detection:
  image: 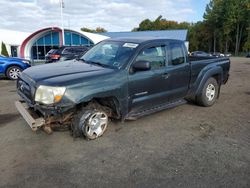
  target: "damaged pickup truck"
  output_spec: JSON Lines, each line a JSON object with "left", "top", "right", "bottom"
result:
{"left": 15, "top": 38, "right": 230, "bottom": 140}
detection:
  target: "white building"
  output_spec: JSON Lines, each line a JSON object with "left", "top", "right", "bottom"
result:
{"left": 0, "top": 27, "right": 108, "bottom": 60}
{"left": 0, "top": 29, "right": 30, "bottom": 57}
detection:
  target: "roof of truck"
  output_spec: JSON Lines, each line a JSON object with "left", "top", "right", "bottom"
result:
{"left": 104, "top": 37, "right": 182, "bottom": 44}
{"left": 100, "top": 29, "right": 188, "bottom": 41}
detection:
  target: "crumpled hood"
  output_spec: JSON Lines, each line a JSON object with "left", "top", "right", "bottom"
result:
{"left": 21, "top": 60, "right": 115, "bottom": 86}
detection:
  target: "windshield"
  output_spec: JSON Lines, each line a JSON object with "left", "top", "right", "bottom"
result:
{"left": 81, "top": 41, "right": 138, "bottom": 69}
{"left": 46, "top": 49, "right": 58, "bottom": 55}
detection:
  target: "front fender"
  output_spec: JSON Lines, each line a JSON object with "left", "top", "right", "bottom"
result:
{"left": 62, "top": 70, "right": 129, "bottom": 116}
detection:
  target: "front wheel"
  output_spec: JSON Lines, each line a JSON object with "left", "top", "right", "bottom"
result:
{"left": 197, "top": 77, "right": 219, "bottom": 107}
{"left": 72, "top": 106, "right": 109, "bottom": 140}
{"left": 6, "top": 66, "right": 22, "bottom": 80}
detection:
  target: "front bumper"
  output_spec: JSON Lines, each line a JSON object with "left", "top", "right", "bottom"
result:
{"left": 15, "top": 100, "right": 45, "bottom": 131}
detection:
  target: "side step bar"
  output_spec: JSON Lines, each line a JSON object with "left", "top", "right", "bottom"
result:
{"left": 15, "top": 101, "right": 45, "bottom": 131}
{"left": 126, "top": 99, "right": 187, "bottom": 120}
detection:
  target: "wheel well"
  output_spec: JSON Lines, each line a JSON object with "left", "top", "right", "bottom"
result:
{"left": 77, "top": 97, "right": 121, "bottom": 119}
{"left": 211, "top": 74, "right": 221, "bottom": 98}
{"left": 211, "top": 74, "right": 221, "bottom": 85}
{"left": 196, "top": 74, "right": 221, "bottom": 96}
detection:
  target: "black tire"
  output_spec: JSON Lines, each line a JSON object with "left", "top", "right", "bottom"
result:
{"left": 196, "top": 77, "right": 219, "bottom": 107}
{"left": 6, "top": 66, "right": 22, "bottom": 80}
{"left": 72, "top": 103, "right": 109, "bottom": 140}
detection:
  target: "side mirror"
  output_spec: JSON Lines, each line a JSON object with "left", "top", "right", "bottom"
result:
{"left": 133, "top": 60, "right": 151, "bottom": 71}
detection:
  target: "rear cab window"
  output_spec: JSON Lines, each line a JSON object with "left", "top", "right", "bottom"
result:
{"left": 167, "top": 42, "right": 186, "bottom": 66}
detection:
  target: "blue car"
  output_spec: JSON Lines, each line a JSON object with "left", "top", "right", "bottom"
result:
{"left": 0, "top": 55, "right": 31, "bottom": 80}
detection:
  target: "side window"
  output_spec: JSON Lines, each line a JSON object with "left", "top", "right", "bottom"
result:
{"left": 169, "top": 43, "right": 185, "bottom": 66}
{"left": 135, "top": 46, "right": 165, "bottom": 70}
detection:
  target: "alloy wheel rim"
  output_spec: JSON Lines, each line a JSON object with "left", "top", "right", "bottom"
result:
{"left": 206, "top": 83, "right": 216, "bottom": 101}
{"left": 85, "top": 112, "right": 108, "bottom": 138}
{"left": 9, "top": 68, "right": 21, "bottom": 79}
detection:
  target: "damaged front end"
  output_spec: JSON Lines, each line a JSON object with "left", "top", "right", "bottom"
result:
{"left": 15, "top": 76, "right": 76, "bottom": 134}
{"left": 15, "top": 100, "right": 75, "bottom": 134}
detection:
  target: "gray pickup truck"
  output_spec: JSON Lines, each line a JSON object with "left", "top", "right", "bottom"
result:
{"left": 15, "top": 38, "right": 230, "bottom": 140}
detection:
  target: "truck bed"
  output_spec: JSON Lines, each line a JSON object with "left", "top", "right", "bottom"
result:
{"left": 188, "top": 56, "right": 230, "bottom": 93}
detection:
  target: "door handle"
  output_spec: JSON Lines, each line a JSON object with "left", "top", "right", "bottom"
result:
{"left": 162, "top": 73, "right": 169, "bottom": 79}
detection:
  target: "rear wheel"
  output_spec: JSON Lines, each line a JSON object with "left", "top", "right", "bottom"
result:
{"left": 6, "top": 66, "right": 22, "bottom": 80}
{"left": 196, "top": 77, "right": 219, "bottom": 107}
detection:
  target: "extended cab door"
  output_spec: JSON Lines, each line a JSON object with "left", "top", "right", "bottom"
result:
{"left": 128, "top": 43, "right": 168, "bottom": 113}
{"left": 164, "top": 42, "right": 190, "bottom": 101}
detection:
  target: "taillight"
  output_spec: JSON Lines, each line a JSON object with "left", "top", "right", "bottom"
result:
{"left": 51, "top": 54, "right": 60, "bottom": 60}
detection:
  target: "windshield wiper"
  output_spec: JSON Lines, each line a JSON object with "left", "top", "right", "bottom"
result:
{"left": 78, "top": 58, "right": 87, "bottom": 63}
{"left": 79, "top": 59, "right": 113, "bottom": 68}
{"left": 86, "top": 60, "right": 112, "bottom": 68}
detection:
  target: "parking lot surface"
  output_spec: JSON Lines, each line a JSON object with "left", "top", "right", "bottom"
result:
{"left": 0, "top": 57, "right": 249, "bottom": 188}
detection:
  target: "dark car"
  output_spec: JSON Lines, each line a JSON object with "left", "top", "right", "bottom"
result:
{"left": 0, "top": 55, "right": 31, "bottom": 80}
{"left": 211, "top": 52, "right": 225, "bottom": 57}
{"left": 16, "top": 38, "right": 230, "bottom": 140}
{"left": 224, "top": 53, "right": 232, "bottom": 57}
{"left": 45, "top": 46, "right": 89, "bottom": 63}
{"left": 190, "top": 51, "right": 211, "bottom": 57}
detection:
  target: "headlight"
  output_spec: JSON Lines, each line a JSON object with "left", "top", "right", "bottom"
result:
{"left": 35, "top": 85, "right": 66, "bottom": 105}
{"left": 22, "top": 60, "right": 30, "bottom": 64}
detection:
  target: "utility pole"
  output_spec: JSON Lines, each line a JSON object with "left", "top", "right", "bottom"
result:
{"left": 60, "top": 0, "right": 65, "bottom": 46}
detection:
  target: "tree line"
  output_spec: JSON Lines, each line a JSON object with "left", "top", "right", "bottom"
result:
{"left": 133, "top": 0, "right": 250, "bottom": 55}
{"left": 81, "top": 27, "right": 107, "bottom": 33}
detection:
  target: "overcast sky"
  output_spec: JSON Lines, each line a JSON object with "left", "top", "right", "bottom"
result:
{"left": 0, "top": 0, "right": 210, "bottom": 32}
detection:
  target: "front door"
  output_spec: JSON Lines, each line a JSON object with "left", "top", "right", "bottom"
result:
{"left": 128, "top": 44, "right": 168, "bottom": 113}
